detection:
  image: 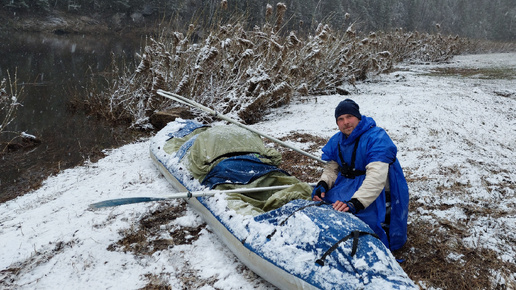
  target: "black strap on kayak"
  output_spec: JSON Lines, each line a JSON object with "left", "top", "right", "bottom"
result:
{"left": 338, "top": 135, "right": 365, "bottom": 179}
{"left": 315, "top": 230, "right": 380, "bottom": 266}
{"left": 266, "top": 201, "right": 329, "bottom": 240}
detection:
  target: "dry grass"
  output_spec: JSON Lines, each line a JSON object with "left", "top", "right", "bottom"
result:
{"left": 0, "top": 240, "right": 77, "bottom": 288}
{"left": 109, "top": 201, "right": 258, "bottom": 290}
{"left": 265, "top": 132, "right": 328, "bottom": 183}
{"left": 464, "top": 39, "right": 516, "bottom": 54}
{"left": 107, "top": 201, "right": 205, "bottom": 256}
{"left": 398, "top": 205, "right": 515, "bottom": 290}
{"left": 108, "top": 201, "right": 208, "bottom": 289}
{"left": 425, "top": 67, "right": 516, "bottom": 80}
{"left": 75, "top": 5, "right": 468, "bottom": 129}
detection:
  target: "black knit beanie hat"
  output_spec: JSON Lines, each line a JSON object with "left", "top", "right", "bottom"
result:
{"left": 335, "top": 99, "right": 361, "bottom": 120}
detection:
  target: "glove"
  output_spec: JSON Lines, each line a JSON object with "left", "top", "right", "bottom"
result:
{"left": 312, "top": 181, "right": 329, "bottom": 200}
{"left": 345, "top": 198, "right": 365, "bottom": 214}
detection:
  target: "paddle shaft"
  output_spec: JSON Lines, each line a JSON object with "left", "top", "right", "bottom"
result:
{"left": 89, "top": 183, "right": 316, "bottom": 209}
{"left": 157, "top": 89, "right": 327, "bottom": 164}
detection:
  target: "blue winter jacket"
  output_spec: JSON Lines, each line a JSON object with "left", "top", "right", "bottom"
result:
{"left": 321, "top": 115, "right": 409, "bottom": 251}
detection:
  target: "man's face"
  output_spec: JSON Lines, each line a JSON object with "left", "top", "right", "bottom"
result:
{"left": 336, "top": 114, "right": 360, "bottom": 137}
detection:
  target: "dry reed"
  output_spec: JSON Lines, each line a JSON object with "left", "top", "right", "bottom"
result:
{"left": 78, "top": 4, "right": 468, "bottom": 129}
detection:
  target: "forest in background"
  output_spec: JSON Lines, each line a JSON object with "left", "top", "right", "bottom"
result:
{"left": 2, "top": 0, "right": 515, "bottom": 41}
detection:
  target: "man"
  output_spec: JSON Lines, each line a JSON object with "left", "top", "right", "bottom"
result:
{"left": 312, "top": 99, "right": 409, "bottom": 251}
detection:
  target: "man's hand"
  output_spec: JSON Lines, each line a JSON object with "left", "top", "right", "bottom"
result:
{"left": 333, "top": 200, "right": 351, "bottom": 212}
{"left": 312, "top": 181, "right": 329, "bottom": 201}
{"left": 333, "top": 199, "right": 364, "bottom": 214}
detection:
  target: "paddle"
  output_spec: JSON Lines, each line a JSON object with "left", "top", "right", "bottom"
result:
{"left": 89, "top": 183, "right": 316, "bottom": 209}
{"left": 156, "top": 89, "right": 327, "bottom": 164}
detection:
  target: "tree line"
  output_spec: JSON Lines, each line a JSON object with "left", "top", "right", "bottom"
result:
{"left": 2, "top": 0, "right": 515, "bottom": 41}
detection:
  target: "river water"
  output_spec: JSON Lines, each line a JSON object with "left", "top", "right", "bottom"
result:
{"left": 0, "top": 31, "right": 144, "bottom": 201}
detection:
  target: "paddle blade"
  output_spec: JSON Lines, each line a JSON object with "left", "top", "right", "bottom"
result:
{"left": 89, "top": 197, "right": 165, "bottom": 209}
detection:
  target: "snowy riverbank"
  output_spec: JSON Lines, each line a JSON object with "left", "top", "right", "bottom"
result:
{"left": 1, "top": 53, "right": 515, "bottom": 289}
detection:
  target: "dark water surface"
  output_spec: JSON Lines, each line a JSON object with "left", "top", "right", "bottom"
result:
{"left": 0, "top": 31, "right": 144, "bottom": 201}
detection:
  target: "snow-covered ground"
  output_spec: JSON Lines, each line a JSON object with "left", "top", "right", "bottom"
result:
{"left": 1, "top": 53, "right": 515, "bottom": 289}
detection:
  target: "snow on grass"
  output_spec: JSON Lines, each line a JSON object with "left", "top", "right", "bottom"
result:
{"left": 1, "top": 53, "right": 515, "bottom": 289}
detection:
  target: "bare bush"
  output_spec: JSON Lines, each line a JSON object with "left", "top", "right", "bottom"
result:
{"left": 0, "top": 71, "right": 23, "bottom": 137}
{"left": 462, "top": 39, "right": 516, "bottom": 54}
{"left": 81, "top": 5, "right": 467, "bottom": 129}
{"left": 380, "top": 29, "right": 470, "bottom": 63}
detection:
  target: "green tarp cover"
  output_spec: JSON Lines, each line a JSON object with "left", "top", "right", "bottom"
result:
{"left": 165, "top": 124, "right": 312, "bottom": 216}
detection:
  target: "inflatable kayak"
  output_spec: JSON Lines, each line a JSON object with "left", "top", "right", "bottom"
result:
{"left": 149, "top": 119, "right": 416, "bottom": 289}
